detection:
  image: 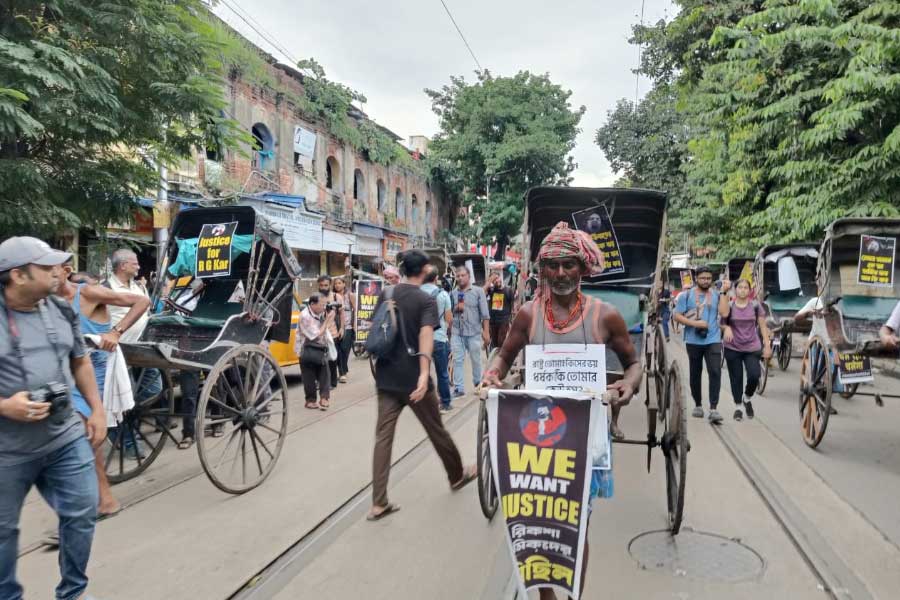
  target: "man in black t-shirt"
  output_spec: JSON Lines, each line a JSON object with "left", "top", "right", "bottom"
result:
{"left": 368, "top": 250, "right": 476, "bottom": 521}
{"left": 485, "top": 270, "right": 514, "bottom": 351}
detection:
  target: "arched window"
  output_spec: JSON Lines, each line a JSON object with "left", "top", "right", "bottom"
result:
{"left": 251, "top": 123, "right": 274, "bottom": 171}
{"left": 411, "top": 195, "right": 420, "bottom": 231}
{"left": 353, "top": 169, "right": 366, "bottom": 201}
{"left": 325, "top": 156, "right": 340, "bottom": 191}
{"left": 377, "top": 180, "right": 387, "bottom": 212}
{"left": 395, "top": 189, "right": 405, "bottom": 219}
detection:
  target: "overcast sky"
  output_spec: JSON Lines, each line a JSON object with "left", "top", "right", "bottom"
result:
{"left": 214, "top": 0, "right": 677, "bottom": 187}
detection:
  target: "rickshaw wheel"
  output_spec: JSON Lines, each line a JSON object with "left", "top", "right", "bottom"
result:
{"left": 197, "top": 345, "right": 289, "bottom": 494}
{"left": 352, "top": 343, "right": 367, "bottom": 358}
{"left": 663, "top": 362, "right": 688, "bottom": 535}
{"left": 757, "top": 355, "right": 770, "bottom": 395}
{"left": 369, "top": 355, "right": 376, "bottom": 378}
{"left": 799, "top": 336, "right": 832, "bottom": 449}
{"left": 840, "top": 383, "right": 860, "bottom": 400}
{"left": 654, "top": 324, "right": 668, "bottom": 422}
{"left": 105, "top": 369, "right": 175, "bottom": 484}
{"left": 778, "top": 331, "right": 792, "bottom": 371}
{"left": 476, "top": 399, "right": 499, "bottom": 520}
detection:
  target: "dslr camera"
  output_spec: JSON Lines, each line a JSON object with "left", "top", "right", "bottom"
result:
{"left": 30, "top": 381, "right": 71, "bottom": 424}
{"left": 325, "top": 302, "right": 342, "bottom": 313}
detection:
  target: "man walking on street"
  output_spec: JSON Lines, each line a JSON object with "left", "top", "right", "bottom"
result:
{"left": 58, "top": 260, "right": 150, "bottom": 518}
{"left": 674, "top": 265, "right": 724, "bottom": 424}
{"left": 367, "top": 250, "right": 476, "bottom": 521}
{"left": 422, "top": 265, "right": 453, "bottom": 412}
{"left": 317, "top": 275, "right": 343, "bottom": 389}
{"left": 450, "top": 264, "right": 489, "bottom": 397}
{"left": 485, "top": 270, "right": 514, "bottom": 351}
{"left": 0, "top": 237, "right": 107, "bottom": 600}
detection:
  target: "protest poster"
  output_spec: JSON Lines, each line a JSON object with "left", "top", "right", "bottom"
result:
{"left": 525, "top": 344, "right": 609, "bottom": 470}
{"left": 196, "top": 222, "right": 237, "bottom": 278}
{"left": 487, "top": 389, "right": 600, "bottom": 600}
{"left": 680, "top": 270, "right": 694, "bottom": 290}
{"left": 354, "top": 280, "right": 384, "bottom": 344}
{"left": 838, "top": 353, "right": 874, "bottom": 385}
{"left": 571, "top": 205, "right": 625, "bottom": 276}
{"left": 858, "top": 234, "right": 896, "bottom": 287}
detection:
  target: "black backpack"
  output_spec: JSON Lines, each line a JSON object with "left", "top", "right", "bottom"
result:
{"left": 364, "top": 287, "right": 414, "bottom": 359}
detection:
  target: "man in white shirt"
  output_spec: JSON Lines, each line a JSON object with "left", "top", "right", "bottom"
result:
{"left": 107, "top": 249, "right": 150, "bottom": 342}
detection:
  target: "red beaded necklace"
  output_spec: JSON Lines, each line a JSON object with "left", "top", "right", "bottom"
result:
{"left": 544, "top": 292, "right": 584, "bottom": 331}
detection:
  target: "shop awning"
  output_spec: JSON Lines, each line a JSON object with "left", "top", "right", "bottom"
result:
{"left": 323, "top": 229, "right": 356, "bottom": 253}
{"left": 352, "top": 223, "right": 384, "bottom": 240}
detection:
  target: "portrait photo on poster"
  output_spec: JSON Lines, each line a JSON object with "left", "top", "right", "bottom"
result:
{"left": 571, "top": 205, "right": 625, "bottom": 276}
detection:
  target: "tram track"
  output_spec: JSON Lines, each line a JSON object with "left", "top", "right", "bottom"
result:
{"left": 226, "top": 397, "right": 481, "bottom": 600}
{"left": 18, "top": 379, "right": 380, "bottom": 559}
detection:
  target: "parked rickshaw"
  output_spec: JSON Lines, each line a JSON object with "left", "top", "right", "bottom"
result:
{"left": 727, "top": 257, "right": 754, "bottom": 286}
{"left": 109, "top": 206, "right": 297, "bottom": 494}
{"left": 800, "top": 218, "right": 900, "bottom": 448}
{"left": 752, "top": 243, "right": 819, "bottom": 392}
{"left": 450, "top": 252, "right": 488, "bottom": 286}
{"left": 478, "top": 186, "right": 688, "bottom": 534}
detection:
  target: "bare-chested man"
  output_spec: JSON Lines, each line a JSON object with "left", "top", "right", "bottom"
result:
{"left": 58, "top": 261, "right": 149, "bottom": 517}
{"left": 481, "top": 221, "right": 641, "bottom": 600}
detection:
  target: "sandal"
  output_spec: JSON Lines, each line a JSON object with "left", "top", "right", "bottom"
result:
{"left": 451, "top": 465, "right": 478, "bottom": 491}
{"left": 366, "top": 503, "right": 401, "bottom": 522}
{"left": 319, "top": 399, "right": 330, "bottom": 410}
{"left": 177, "top": 436, "right": 195, "bottom": 450}
{"left": 212, "top": 424, "right": 225, "bottom": 438}
{"left": 305, "top": 402, "right": 319, "bottom": 410}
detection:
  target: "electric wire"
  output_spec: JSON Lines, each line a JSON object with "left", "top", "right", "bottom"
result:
{"left": 437, "top": 0, "right": 483, "bottom": 71}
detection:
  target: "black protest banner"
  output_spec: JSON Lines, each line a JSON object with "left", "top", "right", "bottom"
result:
{"left": 487, "top": 389, "right": 599, "bottom": 599}
{"left": 858, "top": 234, "right": 896, "bottom": 287}
{"left": 354, "top": 280, "right": 384, "bottom": 344}
{"left": 838, "top": 353, "right": 874, "bottom": 385}
{"left": 571, "top": 205, "right": 625, "bottom": 275}
{"left": 196, "top": 222, "right": 238, "bottom": 278}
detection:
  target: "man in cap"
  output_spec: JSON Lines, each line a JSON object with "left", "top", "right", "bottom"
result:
{"left": 482, "top": 222, "right": 640, "bottom": 600}
{"left": 0, "top": 237, "right": 107, "bottom": 600}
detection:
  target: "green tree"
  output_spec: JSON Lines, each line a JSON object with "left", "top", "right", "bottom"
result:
{"left": 426, "top": 71, "right": 585, "bottom": 257}
{"left": 0, "top": 0, "right": 251, "bottom": 236}
{"left": 595, "top": 85, "right": 688, "bottom": 236}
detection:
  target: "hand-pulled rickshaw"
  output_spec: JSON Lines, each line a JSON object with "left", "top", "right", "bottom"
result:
{"left": 108, "top": 206, "right": 296, "bottom": 493}
{"left": 752, "top": 243, "right": 820, "bottom": 392}
{"left": 800, "top": 218, "right": 900, "bottom": 448}
{"left": 477, "top": 186, "right": 689, "bottom": 534}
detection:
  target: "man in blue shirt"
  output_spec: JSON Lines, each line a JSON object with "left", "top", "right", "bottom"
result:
{"left": 422, "top": 265, "right": 454, "bottom": 412}
{"left": 674, "top": 265, "right": 724, "bottom": 424}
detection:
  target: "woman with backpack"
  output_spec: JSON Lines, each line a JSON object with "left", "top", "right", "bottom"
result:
{"left": 718, "top": 278, "right": 772, "bottom": 420}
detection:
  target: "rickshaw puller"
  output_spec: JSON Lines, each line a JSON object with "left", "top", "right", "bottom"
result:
{"left": 481, "top": 221, "right": 641, "bottom": 600}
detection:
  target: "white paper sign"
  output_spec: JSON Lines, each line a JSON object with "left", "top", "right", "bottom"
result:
{"left": 524, "top": 344, "right": 609, "bottom": 470}
{"left": 293, "top": 125, "right": 317, "bottom": 157}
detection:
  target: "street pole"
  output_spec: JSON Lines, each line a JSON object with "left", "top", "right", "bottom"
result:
{"left": 153, "top": 159, "right": 170, "bottom": 276}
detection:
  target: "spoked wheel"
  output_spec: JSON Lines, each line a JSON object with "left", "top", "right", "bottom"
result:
{"left": 477, "top": 400, "right": 499, "bottom": 520}
{"left": 104, "top": 369, "right": 175, "bottom": 484}
{"left": 839, "top": 383, "right": 860, "bottom": 400}
{"left": 654, "top": 324, "right": 668, "bottom": 422}
{"left": 369, "top": 355, "right": 376, "bottom": 377}
{"left": 778, "top": 330, "right": 792, "bottom": 371}
{"left": 352, "top": 342, "right": 367, "bottom": 358}
{"left": 799, "top": 336, "right": 833, "bottom": 449}
{"left": 197, "top": 345, "right": 289, "bottom": 494}
{"left": 663, "top": 362, "right": 688, "bottom": 534}
{"left": 757, "top": 355, "right": 770, "bottom": 395}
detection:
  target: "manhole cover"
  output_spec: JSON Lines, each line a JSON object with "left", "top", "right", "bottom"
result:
{"left": 628, "top": 529, "right": 764, "bottom": 582}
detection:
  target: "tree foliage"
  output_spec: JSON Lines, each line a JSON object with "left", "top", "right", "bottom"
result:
{"left": 426, "top": 71, "right": 585, "bottom": 255}
{"left": 0, "top": 0, "right": 257, "bottom": 236}
{"left": 599, "top": 0, "right": 900, "bottom": 257}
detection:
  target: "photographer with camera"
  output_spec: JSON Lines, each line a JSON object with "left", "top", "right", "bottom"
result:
{"left": 295, "top": 293, "right": 337, "bottom": 410}
{"left": 317, "top": 275, "right": 343, "bottom": 390}
{"left": 674, "top": 265, "right": 724, "bottom": 424}
{"left": 0, "top": 237, "right": 107, "bottom": 600}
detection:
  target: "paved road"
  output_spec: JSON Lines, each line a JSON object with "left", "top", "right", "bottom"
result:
{"left": 15, "top": 343, "right": 900, "bottom": 599}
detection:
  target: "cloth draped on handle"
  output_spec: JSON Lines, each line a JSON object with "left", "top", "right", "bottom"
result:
{"left": 537, "top": 222, "right": 606, "bottom": 276}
